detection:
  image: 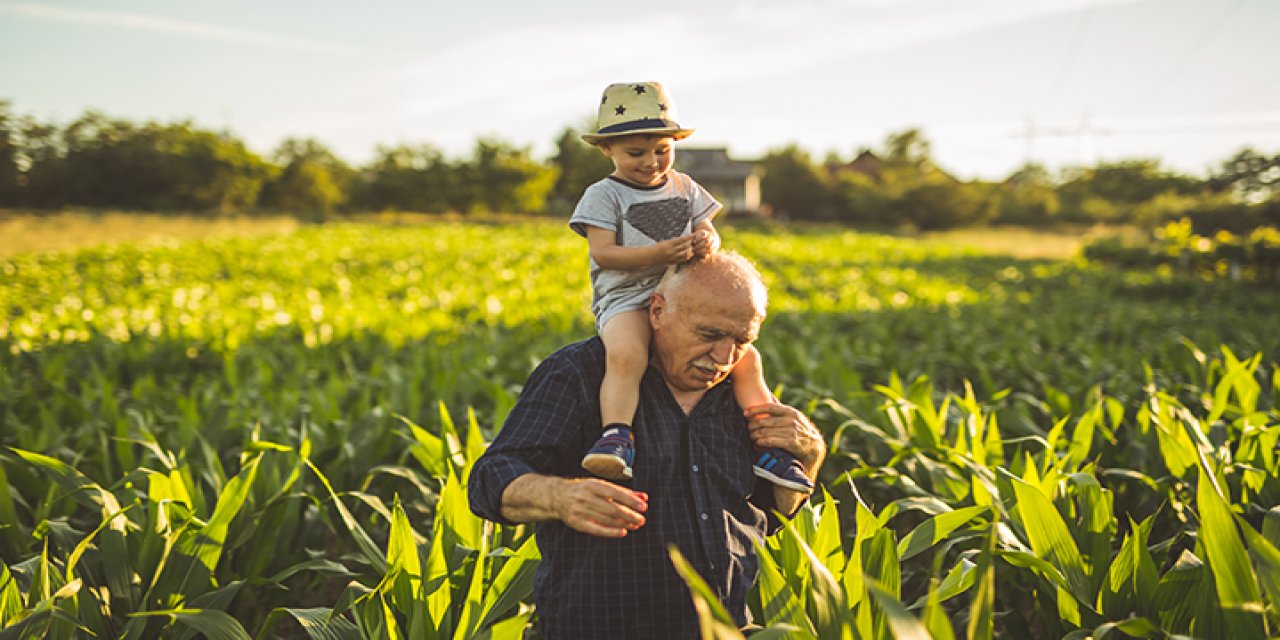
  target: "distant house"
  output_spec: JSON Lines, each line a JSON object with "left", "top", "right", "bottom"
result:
{"left": 675, "top": 147, "right": 763, "bottom": 217}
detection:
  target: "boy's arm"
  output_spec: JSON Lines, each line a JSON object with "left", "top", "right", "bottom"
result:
{"left": 584, "top": 225, "right": 694, "bottom": 270}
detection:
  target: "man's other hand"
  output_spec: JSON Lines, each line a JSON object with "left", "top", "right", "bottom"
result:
{"left": 554, "top": 478, "right": 649, "bottom": 538}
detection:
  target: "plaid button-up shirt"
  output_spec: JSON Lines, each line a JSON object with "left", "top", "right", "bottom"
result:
{"left": 469, "top": 337, "right": 785, "bottom": 639}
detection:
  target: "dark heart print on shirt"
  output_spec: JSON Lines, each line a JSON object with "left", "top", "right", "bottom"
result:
{"left": 624, "top": 198, "right": 692, "bottom": 242}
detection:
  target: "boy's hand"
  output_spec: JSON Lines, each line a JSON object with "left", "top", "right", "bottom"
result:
{"left": 655, "top": 234, "right": 695, "bottom": 264}
{"left": 692, "top": 228, "right": 720, "bottom": 257}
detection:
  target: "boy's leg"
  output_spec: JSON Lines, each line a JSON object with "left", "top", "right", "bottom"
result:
{"left": 730, "top": 344, "right": 773, "bottom": 411}
{"left": 582, "top": 310, "right": 650, "bottom": 481}
{"left": 733, "top": 345, "right": 815, "bottom": 493}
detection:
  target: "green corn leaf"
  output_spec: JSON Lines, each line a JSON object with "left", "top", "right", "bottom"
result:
{"left": 440, "top": 466, "right": 483, "bottom": 552}
{"left": 811, "top": 487, "right": 844, "bottom": 580}
{"left": 1142, "top": 395, "right": 1198, "bottom": 479}
{"left": 132, "top": 608, "right": 252, "bottom": 640}
{"left": 385, "top": 497, "right": 423, "bottom": 616}
{"left": 1008, "top": 473, "right": 1093, "bottom": 604}
{"left": 1065, "top": 400, "right": 1101, "bottom": 471}
{"left": 1195, "top": 466, "right": 1265, "bottom": 638}
{"left": 919, "top": 566, "right": 956, "bottom": 640}
{"left": 1092, "top": 616, "right": 1162, "bottom": 639}
{"left": 1235, "top": 517, "right": 1280, "bottom": 631}
{"left": 476, "top": 534, "right": 540, "bottom": 632}
{"left": 304, "top": 458, "right": 387, "bottom": 573}
{"left": 865, "top": 579, "right": 931, "bottom": 640}
{"left": 472, "top": 610, "right": 533, "bottom": 640}
{"left": 906, "top": 558, "right": 977, "bottom": 609}
{"left": 1149, "top": 549, "right": 1204, "bottom": 634}
{"left": 399, "top": 413, "right": 449, "bottom": 478}
{"left": 465, "top": 407, "right": 487, "bottom": 467}
{"left": 175, "top": 581, "right": 246, "bottom": 640}
{"left": 437, "top": 401, "right": 467, "bottom": 474}
{"left": 10, "top": 447, "right": 126, "bottom": 527}
{"left": 424, "top": 507, "right": 453, "bottom": 635}
{"left": 1261, "top": 506, "right": 1280, "bottom": 551}
{"left": 0, "top": 563, "right": 23, "bottom": 626}
{"left": 1099, "top": 516, "right": 1158, "bottom": 618}
{"left": 754, "top": 541, "right": 815, "bottom": 635}
{"left": 896, "top": 505, "right": 987, "bottom": 561}
{"left": 967, "top": 524, "right": 996, "bottom": 640}
{"left": 667, "top": 546, "right": 742, "bottom": 637}
{"left": 452, "top": 520, "right": 491, "bottom": 640}
{"left": 0, "top": 459, "right": 24, "bottom": 559}
{"left": 183, "top": 452, "right": 263, "bottom": 576}
{"left": 256, "top": 607, "right": 362, "bottom": 640}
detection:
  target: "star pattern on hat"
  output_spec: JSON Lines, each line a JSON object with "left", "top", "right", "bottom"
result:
{"left": 658, "top": 103, "right": 667, "bottom": 112}
{"left": 615, "top": 105, "right": 626, "bottom": 116}
{"left": 632, "top": 84, "right": 646, "bottom": 95}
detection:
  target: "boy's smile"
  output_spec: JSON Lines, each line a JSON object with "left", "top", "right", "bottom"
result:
{"left": 600, "top": 134, "right": 675, "bottom": 187}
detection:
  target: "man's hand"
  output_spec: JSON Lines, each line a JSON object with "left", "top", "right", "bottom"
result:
{"left": 743, "top": 403, "right": 826, "bottom": 470}
{"left": 500, "top": 474, "right": 648, "bottom": 538}
{"left": 553, "top": 478, "right": 649, "bottom": 538}
{"left": 744, "top": 402, "right": 826, "bottom": 514}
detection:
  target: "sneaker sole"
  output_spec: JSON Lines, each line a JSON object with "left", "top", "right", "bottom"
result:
{"left": 753, "top": 466, "right": 814, "bottom": 493}
{"left": 582, "top": 454, "right": 633, "bottom": 481}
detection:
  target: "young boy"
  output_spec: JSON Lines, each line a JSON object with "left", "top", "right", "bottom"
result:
{"left": 568, "top": 81, "right": 814, "bottom": 493}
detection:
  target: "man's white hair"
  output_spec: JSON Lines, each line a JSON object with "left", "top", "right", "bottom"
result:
{"left": 654, "top": 250, "right": 768, "bottom": 316}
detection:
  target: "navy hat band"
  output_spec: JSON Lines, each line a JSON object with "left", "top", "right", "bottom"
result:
{"left": 596, "top": 118, "right": 683, "bottom": 135}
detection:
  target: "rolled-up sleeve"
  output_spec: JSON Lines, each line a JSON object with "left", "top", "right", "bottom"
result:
{"left": 469, "top": 350, "right": 591, "bottom": 526}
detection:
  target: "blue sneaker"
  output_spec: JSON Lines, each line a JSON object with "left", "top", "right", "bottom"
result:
{"left": 582, "top": 425, "right": 635, "bottom": 480}
{"left": 753, "top": 448, "right": 814, "bottom": 492}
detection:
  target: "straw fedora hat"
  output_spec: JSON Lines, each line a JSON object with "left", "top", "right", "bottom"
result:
{"left": 581, "top": 82, "right": 695, "bottom": 145}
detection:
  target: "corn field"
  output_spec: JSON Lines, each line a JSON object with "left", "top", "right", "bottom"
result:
{"left": 2, "top": 220, "right": 1279, "bottom": 638}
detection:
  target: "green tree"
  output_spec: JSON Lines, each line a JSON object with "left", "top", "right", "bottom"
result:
{"left": 260, "top": 137, "right": 352, "bottom": 217}
{"left": 548, "top": 125, "right": 612, "bottom": 213}
{"left": 759, "top": 144, "right": 835, "bottom": 220}
{"left": 461, "top": 138, "right": 557, "bottom": 214}
{"left": 996, "top": 163, "right": 1061, "bottom": 225}
{"left": 1209, "top": 147, "right": 1280, "bottom": 203}
{"left": 0, "top": 101, "right": 18, "bottom": 204}
{"left": 351, "top": 143, "right": 456, "bottom": 213}
{"left": 50, "top": 112, "right": 269, "bottom": 212}
{"left": 900, "top": 181, "right": 996, "bottom": 230}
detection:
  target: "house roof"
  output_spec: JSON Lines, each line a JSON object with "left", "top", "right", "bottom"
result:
{"left": 675, "top": 147, "right": 757, "bottom": 181}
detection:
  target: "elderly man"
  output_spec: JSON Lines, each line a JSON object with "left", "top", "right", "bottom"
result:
{"left": 468, "top": 251, "right": 826, "bottom": 639}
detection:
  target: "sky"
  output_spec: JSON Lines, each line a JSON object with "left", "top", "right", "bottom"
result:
{"left": 2, "top": 0, "right": 1278, "bottom": 180}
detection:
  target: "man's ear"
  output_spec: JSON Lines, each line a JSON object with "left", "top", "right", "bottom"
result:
{"left": 649, "top": 293, "right": 666, "bottom": 328}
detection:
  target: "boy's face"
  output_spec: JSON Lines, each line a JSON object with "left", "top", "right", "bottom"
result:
{"left": 599, "top": 134, "right": 675, "bottom": 187}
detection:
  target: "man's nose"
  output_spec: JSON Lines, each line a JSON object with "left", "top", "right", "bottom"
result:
{"left": 708, "top": 339, "right": 736, "bottom": 364}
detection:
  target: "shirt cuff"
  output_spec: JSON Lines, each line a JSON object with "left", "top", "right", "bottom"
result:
{"left": 468, "top": 455, "right": 537, "bottom": 527}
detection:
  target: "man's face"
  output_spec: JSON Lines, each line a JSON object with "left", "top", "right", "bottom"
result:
{"left": 599, "top": 135, "right": 675, "bottom": 187}
{"left": 650, "top": 280, "right": 764, "bottom": 393}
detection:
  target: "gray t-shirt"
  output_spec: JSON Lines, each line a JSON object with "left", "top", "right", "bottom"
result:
{"left": 569, "top": 172, "right": 721, "bottom": 330}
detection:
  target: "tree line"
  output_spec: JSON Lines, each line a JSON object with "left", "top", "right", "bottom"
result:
{"left": 2, "top": 102, "right": 1277, "bottom": 232}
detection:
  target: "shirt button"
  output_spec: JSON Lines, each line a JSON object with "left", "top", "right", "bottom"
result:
{"left": 691, "top": 464, "right": 700, "bottom": 472}
{"left": 700, "top": 512, "right": 709, "bottom": 521}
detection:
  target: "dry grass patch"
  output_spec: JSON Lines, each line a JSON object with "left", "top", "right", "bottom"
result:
{"left": 0, "top": 210, "right": 300, "bottom": 257}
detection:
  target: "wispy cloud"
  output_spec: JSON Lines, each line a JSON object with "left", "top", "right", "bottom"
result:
{"left": 0, "top": 2, "right": 360, "bottom": 55}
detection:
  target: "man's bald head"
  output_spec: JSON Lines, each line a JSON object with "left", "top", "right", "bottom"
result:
{"left": 653, "top": 251, "right": 769, "bottom": 319}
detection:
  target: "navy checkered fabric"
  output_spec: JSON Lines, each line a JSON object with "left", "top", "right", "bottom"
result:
{"left": 469, "top": 337, "right": 785, "bottom": 639}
